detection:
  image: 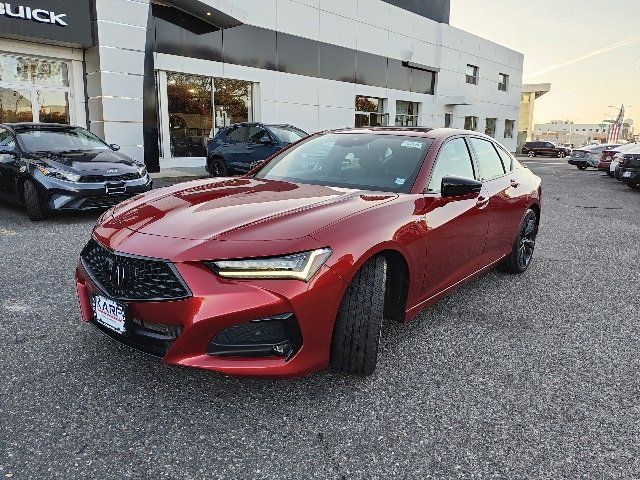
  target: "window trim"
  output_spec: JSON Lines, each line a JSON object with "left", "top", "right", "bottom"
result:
{"left": 465, "top": 64, "right": 479, "bottom": 85}
{"left": 425, "top": 135, "right": 478, "bottom": 194}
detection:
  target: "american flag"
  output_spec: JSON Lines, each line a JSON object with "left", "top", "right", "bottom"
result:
{"left": 607, "top": 104, "right": 625, "bottom": 143}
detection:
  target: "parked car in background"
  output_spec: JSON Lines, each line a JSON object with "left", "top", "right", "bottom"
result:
{"left": 612, "top": 144, "right": 640, "bottom": 179}
{"left": 522, "top": 141, "right": 571, "bottom": 158}
{"left": 0, "top": 123, "right": 152, "bottom": 221}
{"left": 618, "top": 149, "right": 640, "bottom": 190}
{"left": 598, "top": 143, "right": 636, "bottom": 176}
{"left": 206, "top": 123, "right": 308, "bottom": 176}
{"left": 568, "top": 143, "right": 621, "bottom": 170}
{"left": 76, "top": 127, "right": 542, "bottom": 377}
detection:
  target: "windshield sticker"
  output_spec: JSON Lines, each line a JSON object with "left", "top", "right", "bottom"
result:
{"left": 401, "top": 141, "right": 423, "bottom": 149}
{"left": 395, "top": 177, "right": 406, "bottom": 185}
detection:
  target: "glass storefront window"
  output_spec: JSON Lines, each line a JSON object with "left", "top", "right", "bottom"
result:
{"left": 0, "top": 87, "right": 33, "bottom": 122}
{"left": 214, "top": 78, "right": 252, "bottom": 133}
{"left": 0, "top": 54, "right": 71, "bottom": 124}
{"left": 167, "top": 72, "right": 213, "bottom": 157}
{"left": 395, "top": 100, "right": 420, "bottom": 127}
{"left": 0, "top": 54, "right": 69, "bottom": 87}
{"left": 355, "top": 96, "right": 388, "bottom": 127}
{"left": 37, "top": 91, "right": 70, "bottom": 124}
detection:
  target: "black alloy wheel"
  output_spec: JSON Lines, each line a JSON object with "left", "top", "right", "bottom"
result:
{"left": 628, "top": 183, "right": 640, "bottom": 190}
{"left": 499, "top": 209, "right": 538, "bottom": 274}
{"left": 527, "top": 151, "right": 536, "bottom": 157}
{"left": 208, "top": 157, "right": 229, "bottom": 178}
{"left": 577, "top": 164, "right": 588, "bottom": 170}
{"left": 558, "top": 151, "right": 567, "bottom": 158}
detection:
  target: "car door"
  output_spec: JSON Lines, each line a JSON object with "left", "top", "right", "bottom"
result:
{"left": 467, "top": 137, "right": 524, "bottom": 261}
{"left": 0, "top": 127, "right": 19, "bottom": 197}
{"left": 422, "top": 136, "right": 490, "bottom": 298}
{"left": 223, "top": 125, "right": 250, "bottom": 171}
{"left": 246, "top": 125, "right": 279, "bottom": 167}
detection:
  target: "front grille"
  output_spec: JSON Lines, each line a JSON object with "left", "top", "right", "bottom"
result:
{"left": 80, "top": 194, "right": 131, "bottom": 210}
{"left": 80, "top": 173, "right": 141, "bottom": 182}
{"left": 81, "top": 239, "right": 190, "bottom": 301}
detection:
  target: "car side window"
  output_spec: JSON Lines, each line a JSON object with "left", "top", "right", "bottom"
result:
{"left": 427, "top": 138, "right": 475, "bottom": 193}
{"left": 0, "top": 128, "right": 16, "bottom": 149}
{"left": 468, "top": 137, "right": 506, "bottom": 181}
{"left": 495, "top": 144, "right": 512, "bottom": 172}
{"left": 248, "top": 126, "right": 269, "bottom": 143}
{"left": 227, "top": 126, "right": 248, "bottom": 142}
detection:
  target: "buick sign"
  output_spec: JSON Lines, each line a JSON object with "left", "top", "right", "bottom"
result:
{"left": 0, "top": 3, "right": 68, "bottom": 26}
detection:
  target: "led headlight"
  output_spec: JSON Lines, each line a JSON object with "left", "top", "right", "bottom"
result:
{"left": 138, "top": 165, "right": 148, "bottom": 177}
{"left": 207, "top": 248, "right": 333, "bottom": 282}
{"left": 36, "top": 165, "right": 80, "bottom": 182}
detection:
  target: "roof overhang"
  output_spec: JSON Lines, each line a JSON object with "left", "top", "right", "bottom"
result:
{"left": 522, "top": 83, "right": 551, "bottom": 99}
{"left": 159, "top": 0, "right": 247, "bottom": 29}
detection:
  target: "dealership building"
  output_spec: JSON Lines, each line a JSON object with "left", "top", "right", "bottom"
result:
{"left": 0, "top": 0, "right": 523, "bottom": 172}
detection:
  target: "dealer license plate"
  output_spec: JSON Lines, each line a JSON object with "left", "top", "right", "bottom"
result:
{"left": 623, "top": 171, "right": 632, "bottom": 178}
{"left": 93, "top": 294, "right": 126, "bottom": 334}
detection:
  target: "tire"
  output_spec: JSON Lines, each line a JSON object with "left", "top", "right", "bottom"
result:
{"left": 558, "top": 151, "right": 567, "bottom": 158}
{"left": 527, "top": 151, "right": 535, "bottom": 158}
{"left": 207, "top": 157, "right": 229, "bottom": 177}
{"left": 577, "top": 164, "right": 587, "bottom": 170}
{"left": 330, "top": 256, "right": 386, "bottom": 376}
{"left": 607, "top": 171, "right": 614, "bottom": 177}
{"left": 23, "top": 179, "right": 47, "bottom": 221}
{"left": 499, "top": 209, "right": 538, "bottom": 274}
{"left": 627, "top": 183, "right": 640, "bottom": 190}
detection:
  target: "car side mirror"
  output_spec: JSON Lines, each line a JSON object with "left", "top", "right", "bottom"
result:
{"left": 441, "top": 176, "right": 482, "bottom": 198}
{"left": 259, "top": 136, "right": 273, "bottom": 145}
{"left": 110, "top": 144, "right": 121, "bottom": 151}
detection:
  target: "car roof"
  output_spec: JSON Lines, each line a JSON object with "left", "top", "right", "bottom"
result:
{"left": 325, "top": 127, "right": 496, "bottom": 142}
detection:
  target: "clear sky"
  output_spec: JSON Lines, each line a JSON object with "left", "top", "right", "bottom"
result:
{"left": 450, "top": 0, "right": 640, "bottom": 125}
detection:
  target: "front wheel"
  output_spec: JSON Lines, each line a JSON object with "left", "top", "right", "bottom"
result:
{"left": 499, "top": 209, "right": 538, "bottom": 274}
{"left": 23, "top": 179, "right": 48, "bottom": 221}
{"left": 558, "top": 151, "right": 567, "bottom": 158}
{"left": 627, "top": 183, "right": 640, "bottom": 190}
{"left": 527, "top": 151, "right": 536, "bottom": 158}
{"left": 208, "top": 157, "right": 229, "bottom": 177}
{"left": 577, "top": 164, "right": 587, "bottom": 170}
{"left": 330, "top": 256, "right": 386, "bottom": 376}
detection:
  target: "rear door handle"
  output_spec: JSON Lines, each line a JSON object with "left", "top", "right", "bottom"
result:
{"left": 509, "top": 179, "right": 519, "bottom": 188}
{"left": 476, "top": 195, "right": 490, "bottom": 208}
{"left": 221, "top": 143, "right": 228, "bottom": 148}
{"left": 246, "top": 145, "right": 252, "bottom": 150}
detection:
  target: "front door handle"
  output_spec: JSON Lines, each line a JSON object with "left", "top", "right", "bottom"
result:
{"left": 509, "top": 179, "right": 519, "bottom": 188}
{"left": 246, "top": 145, "right": 252, "bottom": 150}
{"left": 476, "top": 195, "right": 490, "bottom": 209}
{"left": 221, "top": 143, "right": 228, "bottom": 148}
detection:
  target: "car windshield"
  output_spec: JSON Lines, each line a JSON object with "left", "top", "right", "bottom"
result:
{"left": 268, "top": 126, "right": 307, "bottom": 144}
{"left": 254, "top": 133, "right": 433, "bottom": 193}
{"left": 17, "top": 128, "right": 111, "bottom": 153}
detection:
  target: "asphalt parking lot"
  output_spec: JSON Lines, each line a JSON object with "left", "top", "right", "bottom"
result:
{"left": 1, "top": 159, "right": 639, "bottom": 479}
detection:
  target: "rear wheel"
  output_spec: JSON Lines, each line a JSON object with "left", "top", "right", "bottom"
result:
{"left": 208, "top": 157, "right": 229, "bottom": 177}
{"left": 499, "top": 209, "right": 538, "bottom": 274}
{"left": 558, "top": 151, "right": 567, "bottom": 158}
{"left": 330, "top": 256, "right": 386, "bottom": 376}
{"left": 527, "top": 151, "right": 536, "bottom": 158}
{"left": 607, "top": 171, "right": 614, "bottom": 177}
{"left": 23, "top": 179, "right": 47, "bottom": 221}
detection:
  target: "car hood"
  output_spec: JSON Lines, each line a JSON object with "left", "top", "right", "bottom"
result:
{"left": 29, "top": 150, "right": 139, "bottom": 174}
{"left": 104, "top": 177, "right": 397, "bottom": 241}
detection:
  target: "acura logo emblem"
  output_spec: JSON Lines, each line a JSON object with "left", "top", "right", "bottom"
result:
{"left": 114, "top": 265, "right": 126, "bottom": 287}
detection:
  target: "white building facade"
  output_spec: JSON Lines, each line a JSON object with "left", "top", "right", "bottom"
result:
{"left": 0, "top": 0, "right": 524, "bottom": 172}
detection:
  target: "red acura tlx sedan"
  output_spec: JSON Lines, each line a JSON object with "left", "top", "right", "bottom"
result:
{"left": 76, "top": 127, "right": 542, "bottom": 377}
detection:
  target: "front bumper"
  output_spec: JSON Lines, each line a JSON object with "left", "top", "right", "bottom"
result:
{"left": 75, "top": 254, "right": 347, "bottom": 378}
{"left": 37, "top": 173, "right": 153, "bottom": 211}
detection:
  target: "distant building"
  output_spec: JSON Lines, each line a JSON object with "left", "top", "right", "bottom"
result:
{"left": 534, "top": 119, "right": 634, "bottom": 146}
{"left": 519, "top": 83, "right": 551, "bottom": 150}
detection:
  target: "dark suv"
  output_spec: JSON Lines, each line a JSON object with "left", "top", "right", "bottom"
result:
{"left": 618, "top": 151, "right": 640, "bottom": 190}
{"left": 206, "top": 123, "right": 307, "bottom": 176}
{"left": 522, "top": 141, "right": 571, "bottom": 158}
